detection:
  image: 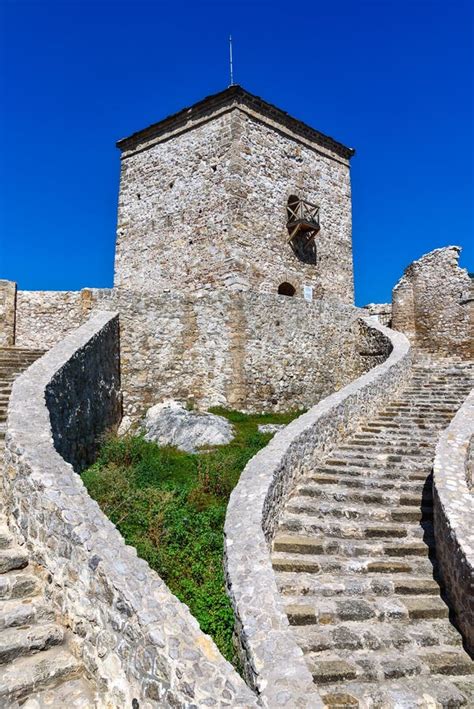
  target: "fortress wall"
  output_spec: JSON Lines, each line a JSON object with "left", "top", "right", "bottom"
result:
{"left": 14, "top": 288, "right": 385, "bottom": 418}
{"left": 392, "top": 246, "right": 473, "bottom": 359}
{"left": 5, "top": 311, "right": 257, "bottom": 707}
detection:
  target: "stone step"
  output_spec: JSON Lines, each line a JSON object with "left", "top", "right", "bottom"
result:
{"left": 0, "top": 524, "right": 14, "bottom": 549}
{"left": 279, "top": 512, "right": 432, "bottom": 540}
{"left": 306, "top": 646, "right": 473, "bottom": 686}
{"left": 0, "top": 623, "right": 64, "bottom": 664}
{"left": 0, "top": 548, "right": 29, "bottom": 574}
{"left": 0, "top": 570, "right": 41, "bottom": 600}
{"left": 320, "top": 675, "right": 472, "bottom": 709}
{"left": 273, "top": 533, "right": 434, "bottom": 560}
{"left": 275, "top": 571, "right": 440, "bottom": 599}
{"left": 272, "top": 551, "right": 436, "bottom": 576}
{"left": 285, "top": 594, "right": 449, "bottom": 627}
{"left": 310, "top": 470, "right": 430, "bottom": 490}
{"left": 292, "top": 618, "right": 462, "bottom": 654}
{"left": 0, "top": 645, "right": 82, "bottom": 702}
{"left": 295, "top": 483, "right": 431, "bottom": 508}
{"left": 322, "top": 451, "right": 433, "bottom": 470}
{"left": 286, "top": 496, "right": 432, "bottom": 524}
{"left": 19, "top": 676, "right": 102, "bottom": 708}
{"left": 0, "top": 597, "right": 55, "bottom": 631}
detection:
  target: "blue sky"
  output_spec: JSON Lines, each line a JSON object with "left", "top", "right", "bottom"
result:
{"left": 0, "top": 0, "right": 472, "bottom": 305}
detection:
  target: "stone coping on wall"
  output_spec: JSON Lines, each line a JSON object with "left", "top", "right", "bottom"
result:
{"left": 433, "top": 384, "right": 474, "bottom": 654}
{"left": 224, "top": 317, "right": 412, "bottom": 708}
{"left": 4, "top": 311, "right": 257, "bottom": 708}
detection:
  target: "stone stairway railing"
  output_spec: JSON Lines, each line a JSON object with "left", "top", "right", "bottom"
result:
{"left": 4, "top": 311, "right": 257, "bottom": 708}
{"left": 224, "top": 317, "right": 411, "bottom": 707}
{"left": 433, "top": 385, "right": 474, "bottom": 653}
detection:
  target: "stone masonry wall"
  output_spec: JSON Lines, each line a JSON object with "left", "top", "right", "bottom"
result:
{"left": 224, "top": 319, "right": 412, "bottom": 707}
{"left": 392, "top": 246, "right": 473, "bottom": 359}
{"left": 114, "top": 102, "right": 353, "bottom": 303}
{"left": 14, "top": 288, "right": 384, "bottom": 419}
{"left": 433, "top": 386, "right": 474, "bottom": 655}
{"left": 228, "top": 110, "right": 353, "bottom": 302}
{"left": 4, "top": 311, "right": 257, "bottom": 708}
{"left": 0, "top": 280, "right": 16, "bottom": 346}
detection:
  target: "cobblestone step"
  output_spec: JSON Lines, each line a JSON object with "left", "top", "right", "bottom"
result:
{"left": 271, "top": 360, "right": 474, "bottom": 704}
{"left": 0, "top": 623, "right": 64, "bottom": 664}
{"left": 0, "top": 646, "right": 82, "bottom": 703}
{"left": 17, "top": 676, "right": 101, "bottom": 708}
{"left": 292, "top": 619, "right": 463, "bottom": 654}
{"left": 286, "top": 495, "right": 433, "bottom": 523}
{"left": 0, "top": 347, "right": 95, "bottom": 704}
{"left": 307, "top": 645, "right": 473, "bottom": 685}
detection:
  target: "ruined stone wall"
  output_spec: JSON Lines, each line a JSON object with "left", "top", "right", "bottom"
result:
{"left": 15, "top": 288, "right": 381, "bottom": 419}
{"left": 114, "top": 105, "right": 353, "bottom": 303}
{"left": 0, "top": 280, "right": 16, "bottom": 346}
{"left": 363, "top": 302, "right": 392, "bottom": 327}
{"left": 392, "top": 246, "right": 473, "bottom": 359}
{"left": 5, "top": 311, "right": 257, "bottom": 707}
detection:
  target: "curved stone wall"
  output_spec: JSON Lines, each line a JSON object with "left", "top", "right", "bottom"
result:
{"left": 224, "top": 318, "right": 412, "bottom": 707}
{"left": 4, "top": 311, "right": 257, "bottom": 708}
{"left": 433, "top": 386, "right": 474, "bottom": 655}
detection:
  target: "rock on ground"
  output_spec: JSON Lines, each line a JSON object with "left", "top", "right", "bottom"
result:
{"left": 142, "top": 400, "right": 234, "bottom": 453}
{"left": 258, "top": 423, "right": 286, "bottom": 434}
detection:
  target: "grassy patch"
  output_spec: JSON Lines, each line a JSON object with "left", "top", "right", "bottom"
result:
{"left": 82, "top": 408, "right": 300, "bottom": 663}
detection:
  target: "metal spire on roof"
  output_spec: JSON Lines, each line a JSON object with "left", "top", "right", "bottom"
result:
{"left": 229, "top": 35, "right": 234, "bottom": 86}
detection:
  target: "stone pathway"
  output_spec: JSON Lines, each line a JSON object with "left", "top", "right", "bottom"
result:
{"left": 0, "top": 348, "right": 99, "bottom": 708}
{"left": 272, "top": 361, "right": 474, "bottom": 707}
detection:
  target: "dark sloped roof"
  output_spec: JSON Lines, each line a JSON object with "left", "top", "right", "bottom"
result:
{"left": 116, "top": 85, "right": 355, "bottom": 159}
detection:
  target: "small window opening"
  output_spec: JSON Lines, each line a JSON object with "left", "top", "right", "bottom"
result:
{"left": 278, "top": 282, "right": 296, "bottom": 297}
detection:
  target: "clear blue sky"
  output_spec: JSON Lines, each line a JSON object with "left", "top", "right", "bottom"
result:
{"left": 1, "top": 0, "right": 472, "bottom": 305}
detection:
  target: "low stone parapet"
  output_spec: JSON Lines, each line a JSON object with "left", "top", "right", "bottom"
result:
{"left": 433, "top": 384, "right": 474, "bottom": 654}
{"left": 4, "top": 311, "right": 257, "bottom": 708}
{"left": 224, "top": 317, "right": 411, "bottom": 708}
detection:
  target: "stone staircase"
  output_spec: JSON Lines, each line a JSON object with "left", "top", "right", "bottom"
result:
{"left": 272, "top": 362, "right": 474, "bottom": 707}
{"left": 0, "top": 348, "right": 99, "bottom": 708}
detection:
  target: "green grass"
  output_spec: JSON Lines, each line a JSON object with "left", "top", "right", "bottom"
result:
{"left": 82, "top": 408, "right": 300, "bottom": 664}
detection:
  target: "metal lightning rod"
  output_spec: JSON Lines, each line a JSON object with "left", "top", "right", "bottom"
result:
{"left": 229, "top": 35, "right": 234, "bottom": 86}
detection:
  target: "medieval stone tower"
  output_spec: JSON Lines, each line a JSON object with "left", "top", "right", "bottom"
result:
{"left": 114, "top": 85, "right": 355, "bottom": 302}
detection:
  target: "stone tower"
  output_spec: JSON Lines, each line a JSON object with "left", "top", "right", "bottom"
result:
{"left": 114, "top": 86, "right": 355, "bottom": 303}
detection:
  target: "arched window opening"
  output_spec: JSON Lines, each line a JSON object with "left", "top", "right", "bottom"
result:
{"left": 278, "top": 282, "right": 296, "bottom": 297}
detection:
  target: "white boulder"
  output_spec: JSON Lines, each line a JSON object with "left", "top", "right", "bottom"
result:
{"left": 142, "top": 400, "right": 234, "bottom": 453}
